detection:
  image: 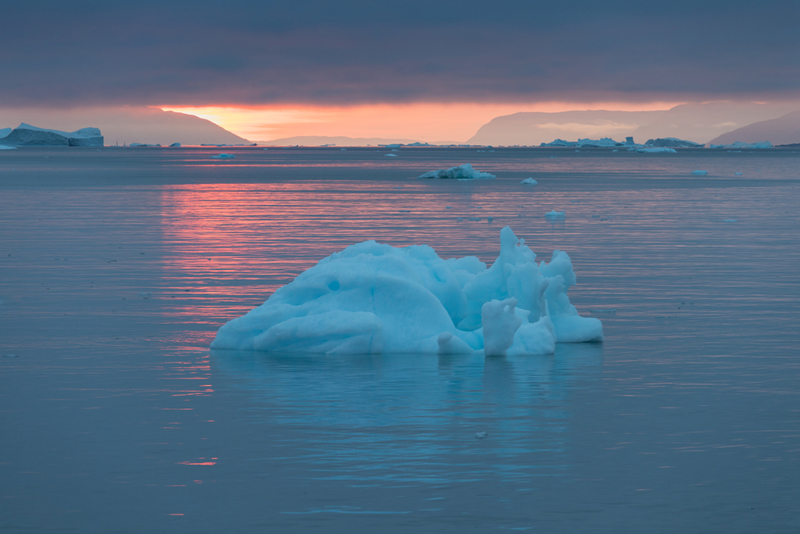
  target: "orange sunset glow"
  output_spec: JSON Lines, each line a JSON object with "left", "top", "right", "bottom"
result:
{"left": 160, "top": 101, "right": 683, "bottom": 143}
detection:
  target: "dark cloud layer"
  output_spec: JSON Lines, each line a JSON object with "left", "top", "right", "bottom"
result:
{"left": 2, "top": 1, "right": 798, "bottom": 106}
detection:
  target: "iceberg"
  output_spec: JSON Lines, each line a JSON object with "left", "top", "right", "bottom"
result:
{"left": 0, "top": 123, "right": 103, "bottom": 147}
{"left": 130, "top": 143, "right": 161, "bottom": 147}
{"left": 520, "top": 177, "right": 538, "bottom": 185}
{"left": 691, "top": 170, "right": 708, "bottom": 176}
{"left": 644, "top": 137, "right": 703, "bottom": 148}
{"left": 636, "top": 147, "right": 677, "bottom": 153}
{"left": 545, "top": 210, "right": 566, "bottom": 220}
{"left": 211, "top": 153, "right": 235, "bottom": 159}
{"left": 418, "top": 163, "right": 496, "bottom": 180}
{"left": 539, "top": 138, "right": 622, "bottom": 148}
{"left": 709, "top": 141, "right": 773, "bottom": 149}
{"left": 211, "top": 226, "right": 602, "bottom": 355}
{"left": 169, "top": 142, "right": 181, "bottom": 147}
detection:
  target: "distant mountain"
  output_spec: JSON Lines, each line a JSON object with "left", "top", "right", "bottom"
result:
{"left": 0, "top": 107, "right": 249, "bottom": 146}
{"left": 707, "top": 110, "right": 800, "bottom": 146}
{"left": 467, "top": 102, "right": 800, "bottom": 146}
{"left": 631, "top": 102, "right": 798, "bottom": 144}
{"left": 467, "top": 110, "right": 664, "bottom": 146}
{"left": 261, "top": 135, "right": 434, "bottom": 146}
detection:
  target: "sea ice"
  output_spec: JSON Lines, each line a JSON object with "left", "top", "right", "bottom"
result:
{"left": 212, "top": 153, "right": 235, "bottom": 159}
{"left": 520, "top": 178, "right": 538, "bottom": 185}
{"left": 545, "top": 210, "right": 566, "bottom": 220}
{"left": 385, "top": 153, "right": 398, "bottom": 157}
{"left": 691, "top": 170, "right": 708, "bottom": 175}
{"left": 735, "top": 172, "right": 743, "bottom": 175}
{"left": 418, "top": 164, "right": 496, "bottom": 180}
{"left": 636, "top": 147, "right": 677, "bottom": 153}
{"left": 211, "top": 226, "right": 602, "bottom": 355}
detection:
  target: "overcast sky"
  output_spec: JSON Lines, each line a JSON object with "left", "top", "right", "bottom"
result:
{"left": 2, "top": 0, "right": 799, "bottom": 108}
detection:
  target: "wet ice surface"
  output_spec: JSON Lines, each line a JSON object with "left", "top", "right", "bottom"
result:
{"left": 1, "top": 147, "right": 800, "bottom": 533}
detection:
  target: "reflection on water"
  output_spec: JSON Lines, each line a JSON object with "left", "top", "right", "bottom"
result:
{"left": 2, "top": 148, "right": 799, "bottom": 532}
{"left": 211, "top": 344, "right": 603, "bottom": 485}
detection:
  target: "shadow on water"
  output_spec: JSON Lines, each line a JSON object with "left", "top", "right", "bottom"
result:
{"left": 210, "top": 343, "right": 603, "bottom": 485}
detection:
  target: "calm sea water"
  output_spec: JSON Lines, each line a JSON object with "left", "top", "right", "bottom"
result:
{"left": 1, "top": 147, "right": 799, "bottom": 532}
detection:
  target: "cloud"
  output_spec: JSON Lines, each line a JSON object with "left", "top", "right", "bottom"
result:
{"left": 1, "top": 1, "right": 799, "bottom": 107}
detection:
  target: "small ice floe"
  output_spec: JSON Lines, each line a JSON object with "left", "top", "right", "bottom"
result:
{"left": 0, "top": 145, "right": 17, "bottom": 150}
{"left": 724, "top": 219, "right": 738, "bottom": 223}
{"left": 690, "top": 170, "right": 708, "bottom": 176}
{"left": 418, "top": 163, "right": 495, "bottom": 180}
{"left": 399, "top": 210, "right": 411, "bottom": 213}
{"left": 520, "top": 177, "right": 538, "bottom": 185}
{"left": 611, "top": 149, "right": 618, "bottom": 152}
{"left": 734, "top": 172, "right": 743, "bottom": 175}
{"left": 211, "top": 153, "right": 235, "bottom": 159}
{"left": 445, "top": 206, "right": 452, "bottom": 209}
{"left": 636, "top": 147, "right": 677, "bottom": 153}
{"left": 475, "top": 432, "right": 488, "bottom": 439}
{"left": 545, "top": 210, "right": 566, "bottom": 220}
{"left": 3, "top": 354, "right": 19, "bottom": 358}
{"left": 340, "top": 148, "right": 346, "bottom": 151}
{"left": 550, "top": 156, "right": 558, "bottom": 158}
{"left": 391, "top": 149, "right": 399, "bottom": 152}
{"left": 487, "top": 216, "right": 493, "bottom": 222}
{"left": 385, "top": 153, "right": 398, "bottom": 157}
{"left": 264, "top": 148, "right": 269, "bottom": 150}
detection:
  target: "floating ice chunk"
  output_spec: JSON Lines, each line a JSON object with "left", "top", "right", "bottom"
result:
{"left": 0, "top": 145, "right": 16, "bottom": 150}
{"left": 340, "top": 148, "right": 346, "bottom": 151}
{"left": 520, "top": 177, "right": 538, "bottom": 185}
{"left": 211, "top": 226, "right": 602, "bottom": 355}
{"left": 418, "top": 163, "right": 495, "bottom": 180}
{"left": 475, "top": 432, "right": 488, "bottom": 439}
{"left": 734, "top": 172, "right": 743, "bottom": 175}
{"left": 385, "top": 153, "right": 398, "bottom": 157}
{"left": 690, "top": 170, "right": 708, "bottom": 176}
{"left": 545, "top": 210, "right": 566, "bottom": 220}
{"left": 636, "top": 147, "right": 677, "bottom": 153}
{"left": 211, "top": 153, "right": 235, "bottom": 159}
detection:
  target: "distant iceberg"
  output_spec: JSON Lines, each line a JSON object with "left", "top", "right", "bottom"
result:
{"left": 418, "top": 163, "right": 496, "bottom": 180}
{"left": 636, "top": 147, "right": 677, "bottom": 153}
{"left": 130, "top": 143, "right": 161, "bottom": 147}
{"left": 520, "top": 177, "right": 538, "bottom": 185}
{"left": 211, "top": 153, "right": 235, "bottom": 159}
{"left": 385, "top": 153, "right": 398, "bottom": 157}
{"left": 0, "top": 123, "right": 103, "bottom": 147}
{"left": 709, "top": 141, "right": 773, "bottom": 149}
{"left": 169, "top": 142, "right": 181, "bottom": 147}
{"left": 539, "top": 137, "right": 622, "bottom": 148}
{"left": 545, "top": 210, "right": 566, "bottom": 220}
{"left": 691, "top": 170, "right": 708, "bottom": 175}
{"left": 644, "top": 137, "right": 703, "bottom": 148}
{"left": 211, "top": 226, "right": 602, "bottom": 355}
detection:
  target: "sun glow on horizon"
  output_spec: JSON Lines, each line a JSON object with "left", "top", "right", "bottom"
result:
{"left": 160, "top": 101, "right": 683, "bottom": 143}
